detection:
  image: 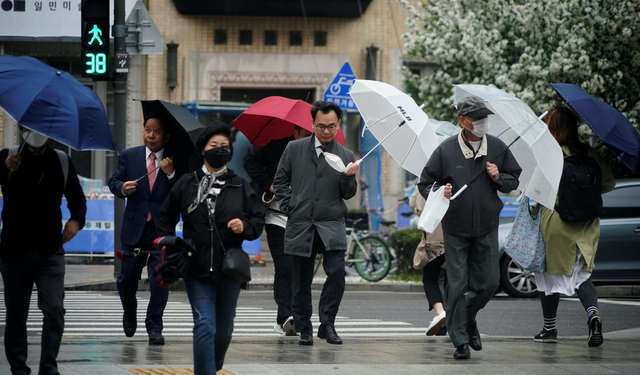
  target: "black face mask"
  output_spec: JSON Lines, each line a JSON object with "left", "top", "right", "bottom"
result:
{"left": 203, "top": 147, "right": 231, "bottom": 168}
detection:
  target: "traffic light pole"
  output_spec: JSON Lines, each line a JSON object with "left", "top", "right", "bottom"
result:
{"left": 113, "top": 0, "right": 127, "bottom": 277}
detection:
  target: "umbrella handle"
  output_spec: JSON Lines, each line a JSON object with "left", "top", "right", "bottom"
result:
{"left": 344, "top": 159, "right": 362, "bottom": 173}
{"left": 135, "top": 156, "right": 174, "bottom": 182}
{"left": 450, "top": 184, "right": 468, "bottom": 200}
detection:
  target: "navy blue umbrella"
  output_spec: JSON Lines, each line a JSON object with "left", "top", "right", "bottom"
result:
{"left": 0, "top": 55, "right": 115, "bottom": 151}
{"left": 550, "top": 83, "right": 640, "bottom": 174}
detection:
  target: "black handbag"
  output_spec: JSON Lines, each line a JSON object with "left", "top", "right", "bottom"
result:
{"left": 221, "top": 247, "right": 252, "bottom": 283}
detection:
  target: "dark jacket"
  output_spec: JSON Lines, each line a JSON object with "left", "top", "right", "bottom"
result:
{"left": 157, "top": 168, "right": 265, "bottom": 278}
{"left": 418, "top": 132, "right": 521, "bottom": 238}
{"left": 0, "top": 144, "right": 86, "bottom": 262}
{"left": 273, "top": 136, "right": 357, "bottom": 257}
{"left": 243, "top": 136, "right": 293, "bottom": 199}
{"left": 108, "top": 146, "right": 184, "bottom": 248}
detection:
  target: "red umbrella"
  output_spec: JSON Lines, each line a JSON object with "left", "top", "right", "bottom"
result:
{"left": 231, "top": 96, "right": 346, "bottom": 146}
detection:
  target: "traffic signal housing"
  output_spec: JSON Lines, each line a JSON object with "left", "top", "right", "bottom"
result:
{"left": 81, "top": 0, "right": 110, "bottom": 79}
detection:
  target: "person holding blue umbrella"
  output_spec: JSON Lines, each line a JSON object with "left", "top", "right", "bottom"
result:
{"left": 0, "top": 125, "right": 87, "bottom": 375}
{"left": 533, "top": 105, "right": 615, "bottom": 347}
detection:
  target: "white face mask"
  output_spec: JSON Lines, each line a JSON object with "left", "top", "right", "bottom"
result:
{"left": 469, "top": 117, "right": 490, "bottom": 137}
{"left": 22, "top": 130, "right": 49, "bottom": 148}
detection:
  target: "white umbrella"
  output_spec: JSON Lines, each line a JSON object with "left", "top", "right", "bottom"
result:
{"left": 453, "top": 84, "right": 563, "bottom": 209}
{"left": 347, "top": 79, "right": 440, "bottom": 177}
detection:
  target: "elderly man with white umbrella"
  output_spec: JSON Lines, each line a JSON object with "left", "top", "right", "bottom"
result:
{"left": 418, "top": 95, "right": 522, "bottom": 360}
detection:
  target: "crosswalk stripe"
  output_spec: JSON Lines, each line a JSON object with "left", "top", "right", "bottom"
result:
{"left": 0, "top": 292, "right": 429, "bottom": 338}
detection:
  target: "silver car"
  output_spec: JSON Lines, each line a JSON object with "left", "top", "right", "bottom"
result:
{"left": 497, "top": 179, "right": 640, "bottom": 298}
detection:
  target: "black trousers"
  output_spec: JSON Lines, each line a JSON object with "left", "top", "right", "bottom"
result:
{"left": 117, "top": 220, "right": 168, "bottom": 334}
{"left": 443, "top": 230, "right": 500, "bottom": 347}
{"left": 1, "top": 249, "right": 65, "bottom": 375}
{"left": 422, "top": 253, "right": 446, "bottom": 310}
{"left": 291, "top": 229, "right": 346, "bottom": 333}
{"left": 265, "top": 224, "right": 293, "bottom": 325}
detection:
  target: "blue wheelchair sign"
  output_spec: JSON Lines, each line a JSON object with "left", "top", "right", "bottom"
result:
{"left": 323, "top": 62, "right": 357, "bottom": 110}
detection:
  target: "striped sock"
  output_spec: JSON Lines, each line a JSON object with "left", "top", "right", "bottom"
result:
{"left": 587, "top": 306, "right": 599, "bottom": 318}
{"left": 543, "top": 317, "right": 556, "bottom": 331}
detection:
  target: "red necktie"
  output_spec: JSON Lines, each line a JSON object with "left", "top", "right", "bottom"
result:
{"left": 147, "top": 153, "right": 157, "bottom": 221}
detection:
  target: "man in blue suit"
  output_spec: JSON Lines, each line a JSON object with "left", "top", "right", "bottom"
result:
{"left": 108, "top": 115, "right": 182, "bottom": 346}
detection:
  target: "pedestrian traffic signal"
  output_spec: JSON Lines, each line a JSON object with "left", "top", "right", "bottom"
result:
{"left": 81, "top": 0, "right": 110, "bottom": 79}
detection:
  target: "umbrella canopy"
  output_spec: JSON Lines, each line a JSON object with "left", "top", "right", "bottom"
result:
{"left": 550, "top": 83, "right": 640, "bottom": 174}
{"left": 0, "top": 55, "right": 115, "bottom": 151}
{"left": 429, "top": 119, "right": 460, "bottom": 144}
{"left": 454, "top": 85, "right": 563, "bottom": 209}
{"left": 139, "top": 99, "right": 205, "bottom": 158}
{"left": 153, "top": 236, "right": 196, "bottom": 288}
{"left": 230, "top": 96, "right": 346, "bottom": 147}
{"left": 349, "top": 80, "right": 439, "bottom": 177}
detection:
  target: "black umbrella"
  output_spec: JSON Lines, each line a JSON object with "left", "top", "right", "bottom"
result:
{"left": 152, "top": 236, "right": 197, "bottom": 288}
{"left": 138, "top": 98, "right": 205, "bottom": 153}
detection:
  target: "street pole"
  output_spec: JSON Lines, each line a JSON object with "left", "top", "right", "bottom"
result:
{"left": 113, "top": 0, "right": 127, "bottom": 277}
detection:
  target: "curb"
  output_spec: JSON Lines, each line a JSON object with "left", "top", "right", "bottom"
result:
{"left": 63, "top": 280, "right": 640, "bottom": 297}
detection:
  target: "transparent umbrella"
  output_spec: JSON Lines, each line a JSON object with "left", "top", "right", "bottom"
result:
{"left": 453, "top": 85, "right": 563, "bottom": 209}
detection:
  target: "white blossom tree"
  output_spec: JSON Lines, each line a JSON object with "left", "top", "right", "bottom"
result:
{"left": 398, "top": 0, "right": 640, "bottom": 128}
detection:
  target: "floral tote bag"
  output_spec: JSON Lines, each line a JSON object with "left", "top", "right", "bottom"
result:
{"left": 504, "top": 196, "right": 546, "bottom": 273}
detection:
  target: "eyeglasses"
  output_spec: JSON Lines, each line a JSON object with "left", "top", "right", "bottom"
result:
{"left": 315, "top": 124, "right": 338, "bottom": 131}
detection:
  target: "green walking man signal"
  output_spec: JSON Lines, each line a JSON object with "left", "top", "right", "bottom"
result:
{"left": 81, "top": 0, "right": 110, "bottom": 79}
{"left": 88, "top": 24, "right": 104, "bottom": 46}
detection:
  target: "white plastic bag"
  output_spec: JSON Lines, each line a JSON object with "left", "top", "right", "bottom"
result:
{"left": 417, "top": 186, "right": 450, "bottom": 233}
{"left": 324, "top": 152, "right": 347, "bottom": 172}
{"left": 324, "top": 152, "right": 361, "bottom": 174}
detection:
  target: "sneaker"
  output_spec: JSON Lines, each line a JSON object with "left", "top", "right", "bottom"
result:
{"left": 534, "top": 328, "right": 558, "bottom": 343}
{"left": 588, "top": 315, "right": 603, "bottom": 347}
{"left": 426, "top": 311, "right": 446, "bottom": 336}
{"left": 273, "top": 323, "right": 284, "bottom": 335}
{"left": 282, "top": 316, "right": 297, "bottom": 336}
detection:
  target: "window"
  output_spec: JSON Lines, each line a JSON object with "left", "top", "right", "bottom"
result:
{"left": 289, "top": 31, "right": 302, "bottom": 46}
{"left": 264, "top": 30, "right": 277, "bottom": 46}
{"left": 239, "top": 30, "right": 253, "bottom": 45}
{"left": 601, "top": 185, "right": 640, "bottom": 219}
{"left": 214, "top": 29, "right": 227, "bottom": 45}
{"left": 314, "top": 31, "right": 327, "bottom": 47}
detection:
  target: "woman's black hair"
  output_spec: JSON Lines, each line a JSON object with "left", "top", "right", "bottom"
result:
{"left": 195, "top": 122, "right": 233, "bottom": 158}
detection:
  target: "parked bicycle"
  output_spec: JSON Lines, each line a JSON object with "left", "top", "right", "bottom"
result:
{"left": 313, "top": 218, "right": 392, "bottom": 282}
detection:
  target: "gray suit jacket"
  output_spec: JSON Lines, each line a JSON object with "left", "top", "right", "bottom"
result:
{"left": 274, "top": 136, "right": 357, "bottom": 257}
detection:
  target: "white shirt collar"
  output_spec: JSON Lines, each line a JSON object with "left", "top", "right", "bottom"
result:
{"left": 145, "top": 147, "right": 164, "bottom": 162}
{"left": 314, "top": 136, "right": 323, "bottom": 148}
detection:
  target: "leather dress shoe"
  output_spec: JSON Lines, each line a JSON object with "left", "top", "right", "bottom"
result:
{"left": 299, "top": 330, "right": 314, "bottom": 346}
{"left": 123, "top": 312, "right": 137, "bottom": 338}
{"left": 467, "top": 320, "right": 482, "bottom": 351}
{"left": 318, "top": 324, "right": 343, "bottom": 345}
{"left": 149, "top": 331, "right": 165, "bottom": 346}
{"left": 453, "top": 344, "right": 471, "bottom": 359}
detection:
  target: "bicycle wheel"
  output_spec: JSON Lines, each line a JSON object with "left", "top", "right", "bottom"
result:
{"left": 353, "top": 236, "right": 391, "bottom": 282}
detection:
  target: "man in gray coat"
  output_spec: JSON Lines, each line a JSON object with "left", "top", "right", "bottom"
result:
{"left": 418, "top": 96, "right": 521, "bottom": 360}
{"left": 274, "top": 101, "right": 359, "bottom": 346}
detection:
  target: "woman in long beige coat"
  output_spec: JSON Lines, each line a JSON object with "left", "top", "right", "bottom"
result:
{"left": 533, "top": 106, "right": 615, "bottom": 347}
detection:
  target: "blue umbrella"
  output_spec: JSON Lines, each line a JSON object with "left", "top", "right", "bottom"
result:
{"left": 550, "top": 83, "right": 640, "bottom": 174}
{"left": 0, "top": 55, "right": 115, "bottom": 151}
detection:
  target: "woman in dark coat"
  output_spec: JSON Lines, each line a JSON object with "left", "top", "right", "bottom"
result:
{"left": 158, "top": 124, "right": 265, "bottom": 374}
